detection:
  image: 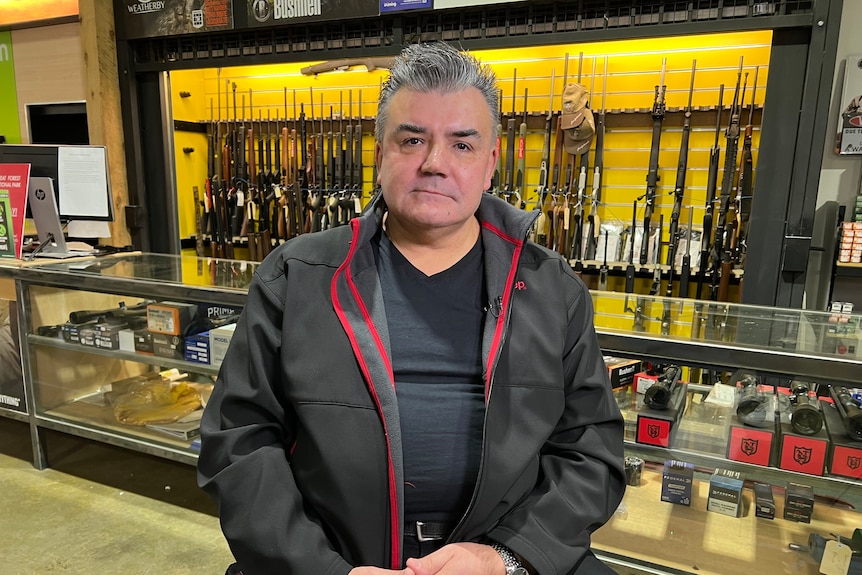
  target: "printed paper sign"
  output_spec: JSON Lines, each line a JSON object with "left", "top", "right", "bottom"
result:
{"left": 0, "top": 163, "right": 30, "bottom": 259}
{"left": 835, "top": 53, "right": 862, "bottom": 155}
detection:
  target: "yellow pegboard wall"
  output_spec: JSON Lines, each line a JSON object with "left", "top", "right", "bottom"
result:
{"left": 170, "top": 29, "right": 771, "bottom": 261}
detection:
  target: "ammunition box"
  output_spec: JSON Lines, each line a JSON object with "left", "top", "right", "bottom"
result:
{"left": 753, "top": 482, "right": 775, "bottom": 520}
{"left": 707, "top": 468, "right": 744, "bottom": 517}
{"left": 147, "top": 302, "right": 197, "bottom": 336}
{"left": 784, "top": 482, "right": 814, "bottom": 523}
{"left": 661, "top": 460, "right": 694, "bottom": 506}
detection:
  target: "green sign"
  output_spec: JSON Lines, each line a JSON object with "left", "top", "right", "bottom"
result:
{"left": 0, "top": 32, "right": 21, "bottom": 144}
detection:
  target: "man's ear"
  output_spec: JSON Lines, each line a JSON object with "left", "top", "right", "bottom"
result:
{"left": 375, "top": 142, "right": 383, "bottom": 184}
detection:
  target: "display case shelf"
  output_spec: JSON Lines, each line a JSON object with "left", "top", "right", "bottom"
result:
{"left": 28, "top": 334, "right": 222, "bottom": 377}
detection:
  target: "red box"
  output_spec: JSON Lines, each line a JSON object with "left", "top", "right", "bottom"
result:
{"left": 822, "top": 399, "right": 862, "bottom": 480}
{"left": 727, "top": 418, "right": 776, "bottom": 467}
{"left": 635, "top": 383, "right": 686, "bottom": 448}
{"left": 778, "top": 428, "right": 829, "bottom": 476}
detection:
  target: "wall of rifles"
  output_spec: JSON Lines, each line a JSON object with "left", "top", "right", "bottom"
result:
{"left": 171, "top": 30, "right": 770, "bottom": 310}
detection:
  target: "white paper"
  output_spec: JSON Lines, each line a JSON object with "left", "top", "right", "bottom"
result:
{"left": 57, "top": 146, "right": 110, "bottom": 218}
{"left": 67, "top": 219, "right": 110, "bottom": 239}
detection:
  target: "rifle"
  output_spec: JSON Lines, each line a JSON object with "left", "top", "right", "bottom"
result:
{"left": 246, "top": 110, "right": 259, "bottom": 261}
{"left": 650, "top": 214, "right": 663, "bottom": 297}
{"left": 504, "top": 70, "right": 517, "bottom": 199}
{"left": 300, "top": 56, "right": 395, "bottom": 76}
{"left": 710, "top": 58, "right": 745, "bottom": 301}
{"left": 193, "top": 185, "right": 205, "bottom": 257}
{"left": 695, "top": 85, "right": 725, "bottom": 300}
{"left": 598, "top": 229, "right": 609, "bottom": 291}
{"left": 515, "top": 88, "right": 527, "bottom": 208}
{"left": 354, "top": 90, "right": 363, "bottom": 197}
{"left": 534, "top": 71, "right": 554, "bottom": 245}
{"left": 735, "top": 66, "right": 759, "bottom": 268}
{"left": 583, "top": 58, "right": 607, "bottom": 262}
{"left": 624, "top": 201, "right": 646, "bottom": 332}
{"left": 639, "top": 58, "right": 667, "bottom": 265}
{"left": 678, "top": 208, "right": 693, "bottom": 299}
{"left": 666, "top": 61, "right": 696, "bottom": 300}
{"left": 493, "top": 89, "right": 503, "bottom": 193}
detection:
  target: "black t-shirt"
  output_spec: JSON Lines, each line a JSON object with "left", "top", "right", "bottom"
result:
{"left": 378, "top": 232, "right": 486, "bottom": 523}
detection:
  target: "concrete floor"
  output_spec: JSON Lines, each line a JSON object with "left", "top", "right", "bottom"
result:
{"left": 0, "top": 417, "right": 639, "bottom": 575}
{"left": 0, "top": 417, "right": 234, "bottom": 574}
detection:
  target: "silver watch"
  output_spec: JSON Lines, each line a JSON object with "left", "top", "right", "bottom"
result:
{"left": 491, "top": 543, "right": 529, "bottom": 575}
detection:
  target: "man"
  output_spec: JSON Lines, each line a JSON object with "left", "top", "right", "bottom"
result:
{"left": 198, "top": 42, "right": 625, "bottom": 575}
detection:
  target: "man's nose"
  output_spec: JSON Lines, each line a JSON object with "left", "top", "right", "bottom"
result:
{"left": 420, "top": 142, "right": 446, "bottom": 175}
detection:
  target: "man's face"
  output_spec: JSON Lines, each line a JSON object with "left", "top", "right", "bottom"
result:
{"left": 375, "top": 87, "right": 498, "bottom": 234}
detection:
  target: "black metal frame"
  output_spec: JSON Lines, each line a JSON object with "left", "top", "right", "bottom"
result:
{"left": 116, "top": 0, "right": 840, "bottom": 308}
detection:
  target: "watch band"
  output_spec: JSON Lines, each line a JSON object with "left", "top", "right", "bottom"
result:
{"left": 491, "top": 543, "right": 528, "bottom": 575}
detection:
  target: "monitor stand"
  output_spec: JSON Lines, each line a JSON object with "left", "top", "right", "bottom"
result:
{"left": 27, "top": 176, "right": 77, "bottom": 259}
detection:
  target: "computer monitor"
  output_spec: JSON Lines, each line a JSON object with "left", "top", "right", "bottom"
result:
{"left": 0, "top": 144, "right": 113, "bottom": 222}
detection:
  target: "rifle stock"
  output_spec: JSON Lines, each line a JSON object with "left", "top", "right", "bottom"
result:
{"left": 301, "top": 57, "right": 394, "bottom": 76}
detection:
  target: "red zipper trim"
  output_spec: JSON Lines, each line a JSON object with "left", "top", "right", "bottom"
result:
{"left": 331, "top": 219, "right": 400, "bottom": 568}
{"left": 480, "top": 221, "right": 524, "bottom": 400}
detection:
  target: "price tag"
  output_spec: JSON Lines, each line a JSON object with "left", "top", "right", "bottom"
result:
{"left": 354, "top": 196, "right": 363, "bottom": 214}
{"left": 236, "top": 190, "right": 245, "bottom": 207}
{"left": 820, "top": 540, "right": 852, "bottom": 575}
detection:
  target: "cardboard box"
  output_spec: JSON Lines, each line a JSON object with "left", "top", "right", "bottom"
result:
{"left": 777, "top": 403, "right": 829, "bottom": 476}
{"left": 753, "top": 482, "right": 775, "bottom": 520}
{"left": 635, "top": 382, "right": 686, "bottom": 448}
{"left": 210, "top": 322, "right": 238, "bottom": 366}
{"left": 151, "top": 332, "right": 184, "bottom": 360}
{"left": 634, "top": 371, "right": 659, "bottom": 395}
{"left": 604, "top": 356, "right": 641, "bottom": 389}
{"left": 727, "top": 399, "right": 778, "bottom": 467}
{"left": 147, "top": 302, "right": 197, "bottom": 336}
{"left": 184, "top": 331, "right": 210, "bottom": 365}
{"left": 94, "top": 317, "right": 129, "bottom": 350}
{"left": 784, "top": 482, "right": 814, "bottom": 523}
{"left": 62, "top": 319, "right": 98, "bottom": 344}
{"left": 707, "top": 468, "right": 744, "bottom": 517}
{"left": 134, "top": 328, "right": 154, "bottom": 354}
{"left": 822, "top": 399, "right": 862, "bottom": 480}
{"left": 118, "top": 329, "right": 136, "bottom": 353}
{"left": 661, "top": 460, "right": 694, "bottom": 506}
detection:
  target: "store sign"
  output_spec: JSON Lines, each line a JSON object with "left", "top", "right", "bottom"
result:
{"left": 0, "top": 32, "right": 21, "bottom": 145}
{"left": 836, "top": 53, "right": 862, "bottom": 155}
{"left": 117, "top": 0, "right": 234, "bottom": 39}
{"left": 381, "top": 0, "right": 431, "bottom": 13}
{"left": 244, "top": 0, "right": 378, "bottom": 27}
{"left": 0, "top": 0, "right": 78, "bottom": 27}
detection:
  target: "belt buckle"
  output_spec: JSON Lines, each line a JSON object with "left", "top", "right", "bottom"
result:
{"left": 415, "top": 521, "right": 440, "bottom": 542}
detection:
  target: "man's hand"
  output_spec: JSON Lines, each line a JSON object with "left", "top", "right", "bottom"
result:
{"left": 405, "top": 542, "right": 505, "bottom": 575}
{"left": 349, "top": 568, "right": 416, "bottom": 575}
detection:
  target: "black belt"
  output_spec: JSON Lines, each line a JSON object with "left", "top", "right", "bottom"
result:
{"left": 404, "top": 521, "right": 454, "bottom": 542}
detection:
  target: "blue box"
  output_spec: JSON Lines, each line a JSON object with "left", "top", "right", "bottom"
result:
{"left": 707, "top": 468, "right": 744, "bottom": 517}
{"left": 661, "top": 460, "right": 694, "bottom": 506}
{"left": 184, "top": 331, "right": 211, "bottom": 364}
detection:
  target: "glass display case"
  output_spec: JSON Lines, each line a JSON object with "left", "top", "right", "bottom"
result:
{"left": 8, "top": 253, "right": 256, "bottom": 468}
{"left": 5, "top": 256, "right": 862, "bottom": 575}
{"left": 589, "top": 290, "right": 862, "bottom": 575}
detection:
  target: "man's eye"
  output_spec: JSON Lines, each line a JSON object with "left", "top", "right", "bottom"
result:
{"left": 403, "top": 137, "right": 423, "bottom": 146}
{"left": 455, "top": 142, "right": 471, "bottom": 151}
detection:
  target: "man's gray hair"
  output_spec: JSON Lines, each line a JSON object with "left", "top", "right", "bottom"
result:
{"left": 375, "top": 42, "right": 499, "bottom": 143}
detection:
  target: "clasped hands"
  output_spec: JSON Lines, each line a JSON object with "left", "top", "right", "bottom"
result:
{"left": 349, "top": 542, "right": 505, "bottom": 575}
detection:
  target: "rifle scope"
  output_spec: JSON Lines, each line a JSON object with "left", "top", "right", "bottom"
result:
{"left": 830, "top": 385, "right": 862, "bottom": 441}
{"left": 788, "top": 381, "right": 823, "bottom": 436}
{"left": 643, "top": 365, "right": 682, "bottom": 410}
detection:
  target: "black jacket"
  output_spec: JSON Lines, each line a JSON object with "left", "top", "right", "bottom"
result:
{"left": 198, "top": 193, "right": 625, "bottom": 574}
